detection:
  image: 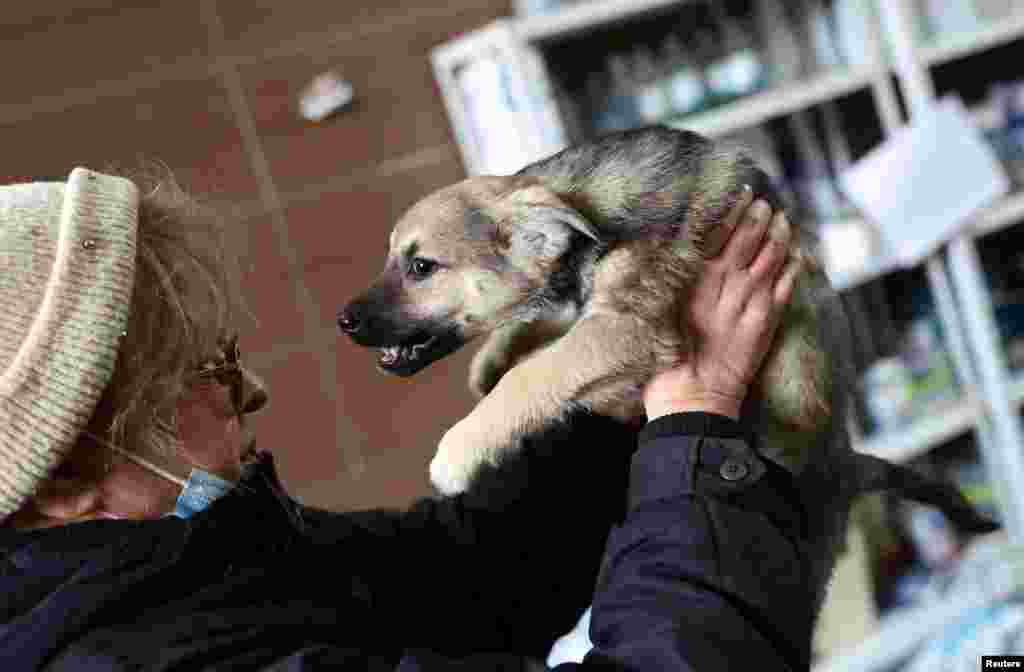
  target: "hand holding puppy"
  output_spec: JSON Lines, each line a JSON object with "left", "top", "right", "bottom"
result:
{"left": 643, "top": 191, "right": 802, "bottom": 421}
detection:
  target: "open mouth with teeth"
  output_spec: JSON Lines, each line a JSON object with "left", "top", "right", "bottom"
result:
{"left": 376, "top": 330, "right": 462, "bottom": 377}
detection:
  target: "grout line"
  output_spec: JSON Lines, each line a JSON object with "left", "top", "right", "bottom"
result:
{"left": 226, "top": 143, "right": 457, "bottom": 225}
{"left": 376, "top": 144, "right": 456, "bottom": 178}
{"left": 202, "top": 0, "right": 361, "bottom": 472}
{"left": 223, "top": 2, "right": 506, "bottom": 68}
{"left": 0, "top": 56, "right": 220, "bottom": 128}
{"left": 201, "top": 0, "right": 314, "bottom": 320}
{"left": 0, "top": 1, "right": 503, "bottom": 128}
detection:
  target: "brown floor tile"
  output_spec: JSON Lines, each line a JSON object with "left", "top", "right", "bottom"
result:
{"left": 0, "top": 1, "right": 211, "bottom": 109}
{"left": 280, "top": 153, "right": 466, "bottom": 326}
{"left": 232, "top": 210, "right": 313, "bottom": 359}
{"left": 243, "top": 345, "right": 357, "bottom": 507}
{"left": 0, "top": 75, "right": 260, "bottom": 206}
{"left": 234, "top": 3, "right": 503, "bottom": 197}
{"left": 215, "top": 1, "right": 510, "bottom": 62}
{"left": 215, "top": 0, "right": 420, "bottom": 55}
{"left": 5, "top": 2, "right": 153, "bottom": 32}
{"left": 324, "top": 336, "right": 479, "bottom": 511}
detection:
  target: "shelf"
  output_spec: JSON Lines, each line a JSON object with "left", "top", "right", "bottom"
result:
{"left": 664, "top": 66, "right": 878, "bottom": 139}
{"left": 825, "top": 191, "right": 1024, "bottom": 293}
{"left": 920, "top": 12, "right": 1024, "bottom": 68}
{"left": 854, "top": 396, "right": 979, "bottom": 463}
{"left": 516, "top": 0, "right": 688, "bottom": 43}
{"left": 827, "top": 248, "right": 899, "bottom": 294}
{"left": 812, "top": 590, "right": 995, "bottom": 672}
{"left": 971, "top": 190, "right": 1024, "bottom": 237}
{"left": 1011, "top": 371, "right": 1024, "bottom": 406}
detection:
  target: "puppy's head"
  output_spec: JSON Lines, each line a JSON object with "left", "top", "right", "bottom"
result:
{"left": 339, "top": 176, "right": 600, "bottom": 376}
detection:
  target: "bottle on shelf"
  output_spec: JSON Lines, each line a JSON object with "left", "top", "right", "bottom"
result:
{"left": 632, "top": 45, "right": 673, "bottom": 125}
{"left": 971, "top": 0, "right": 1019, "bottom": 23}
{"left": 820, "top": 101, "right": 864, "bottom": 220}
{"left": 788, "top": 111, "right": 845, "bottom": 224}
{"left": 817, "top": 101, "right": 884, "bottom": 281}
{"left": 919, "top": 0, "right": 983, "bottom": 44}
{"left": 511, "top": 0, "right": 561, "bottom": 19}
{"left": 861, "top": 356, "right": 915, "bottom": 433}
{"left": 584, "top": 71, "right": 610, "bottom": 135}
{"left": 902, "top": 312, "right": 959, "bottom": 408}
{"left": 798, "top": 0, "right": 843, "bottom": 73}
{"left": 661, "top": 33, "right": 709, "bottom": 119}
{"left": 591, "top": 54, "right": 640, "bottom": 134}
{"left": 704, "top": 4, "right": 768, "bottom": 103}
{"left": 753, "top": 0, "right": 808, "bottom": 86}
{"left": 690, "top": 29, "right": 721, "bottom": 105}
{"left": 832, "top": 0, "right": 883, "bottom": 69}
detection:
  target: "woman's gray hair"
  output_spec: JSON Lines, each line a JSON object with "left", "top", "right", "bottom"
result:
{"left": 88, "top": 163, "right": 251, "bottom": 461}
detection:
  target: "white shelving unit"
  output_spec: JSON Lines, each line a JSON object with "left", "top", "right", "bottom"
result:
{"left": 431, "top": 4, "right": 1024, "bottom": 670}
{"left": 974, "top": 189, "right": 1024, "bottom": 238}
{"left": 1012, "top": 372, "right": 1024, "bottom": 404}
{"left": 920, "top": 9, "right": 1024, "bottom": 68}
{"left": 665, "top": 65, "right": 881, "bottom": 139}
{"left": 516, "top": 0, "right": 684, "bottom": 42}
{"left": 829, "top": 191, "right": 1024, "bottom": 293}
{"left": 814, "top": 3, "right": 1024, "bottom": 671}
{"left": 827, "top": 234, "right": 899, "bottom": 293}
{"left": 856, "top": 396, "right": 979, "bottom": 464}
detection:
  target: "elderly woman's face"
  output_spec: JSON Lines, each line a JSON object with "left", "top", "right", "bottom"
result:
{"left": 176, "top": 379, "right": 246, "bottom": 478}
{"left": 8, "top": 342, "right": 269, "bottom": 528}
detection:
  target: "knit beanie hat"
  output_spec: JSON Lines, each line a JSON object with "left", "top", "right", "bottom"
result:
{"left": 0, "top": 168, "right": 139, "bottom": 518}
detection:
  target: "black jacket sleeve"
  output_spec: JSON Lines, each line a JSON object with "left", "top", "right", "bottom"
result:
{"left": 300, "top": 411, "right": 639, "bottom": 661}
{"left": 389, "top": 412, "right": 815, "bottom": 672}
{"left": 566, "top": 412, "right": 814, "bottom": 671}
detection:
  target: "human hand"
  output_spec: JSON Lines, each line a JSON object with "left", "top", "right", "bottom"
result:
{"left": 643, "top": 189, "right": 802, "bottom": 421}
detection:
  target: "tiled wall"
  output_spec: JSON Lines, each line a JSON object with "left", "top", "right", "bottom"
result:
{"left": 1, "top": 1, "right": 510, "bottom": 511}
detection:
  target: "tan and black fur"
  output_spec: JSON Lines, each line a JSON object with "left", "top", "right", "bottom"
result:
{"left": 340, "top": 126, "right": 994, "bottom": 611}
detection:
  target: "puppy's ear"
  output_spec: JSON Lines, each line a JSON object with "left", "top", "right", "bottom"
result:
{"left": 496, "top": 181, "right": 601, "bottom": 261}
{"left": 503, "top": 205, "right": 599, "bottom": 262}
{"left": 527, "top": 204, "right": 602, "bottom": 242}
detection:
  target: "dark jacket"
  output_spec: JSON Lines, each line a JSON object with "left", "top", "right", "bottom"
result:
{"left": 0, "top": 411, "right": 812, "bottom": 671}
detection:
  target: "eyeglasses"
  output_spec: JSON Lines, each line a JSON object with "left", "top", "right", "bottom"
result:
{"left": 191, "top": 335, "right": 244, "bottom": 418}
{"left": 190, "top": 336, "right": 264, "bottom": 464}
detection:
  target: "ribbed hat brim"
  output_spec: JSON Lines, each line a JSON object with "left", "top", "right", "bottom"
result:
{"left": 0, "top": 168, "right": 138, "bottom": 518}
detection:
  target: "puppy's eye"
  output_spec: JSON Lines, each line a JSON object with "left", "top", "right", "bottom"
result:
{"left": 409, "top": 257, "right": 439, "bottom": 280}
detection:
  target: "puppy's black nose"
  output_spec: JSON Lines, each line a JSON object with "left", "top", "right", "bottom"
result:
{"left": 337, "top": 310, "right": 361, "bottom": 334}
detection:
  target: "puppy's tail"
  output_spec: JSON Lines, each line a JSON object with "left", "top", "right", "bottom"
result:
{"left": 846, "top": 452, "right": 999, "bottom": 535}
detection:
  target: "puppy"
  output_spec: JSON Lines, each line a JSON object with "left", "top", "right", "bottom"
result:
{"left": 340, "top": 126, "right": 994, "bottom": 610}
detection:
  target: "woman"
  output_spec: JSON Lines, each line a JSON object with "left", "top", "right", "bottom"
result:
{"left": 0, "top": 167, "right": 805, "bottom": 671}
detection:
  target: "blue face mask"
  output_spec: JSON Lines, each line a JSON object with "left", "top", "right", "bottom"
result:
{"left": 172, "top": 468, "right": 236, "bottom": 519}
{"left": 85, "top": 432, "right": 237, "bottom": 519}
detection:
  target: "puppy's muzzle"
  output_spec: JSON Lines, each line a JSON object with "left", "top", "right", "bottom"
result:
{"left": 337, "top": 309, "right": 361, "bottom": 336}
{"left": 337, "top": 299, "right": 394, "bottom": 347}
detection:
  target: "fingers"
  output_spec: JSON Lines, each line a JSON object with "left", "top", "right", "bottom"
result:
{"left": 740, "top": 212, "right": 801, "bottom": 329}
{"left": 704, "top": 185, "right": 755, "bottom": 257}
{"left": 774, "top": 255, "right": 803, "bottom": 305}
{"left": 747, "top": 211, "right": 790, "bottom": 282}
{"left": 722, "top": 198, "right": 772, "bottom": 269}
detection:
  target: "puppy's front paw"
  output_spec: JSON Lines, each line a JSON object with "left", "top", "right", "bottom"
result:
{"left": 430, "top": 418, "right": 499, "bottom": 495}
{"left": 468, "top": 351, "right": 508, "bottom": 400}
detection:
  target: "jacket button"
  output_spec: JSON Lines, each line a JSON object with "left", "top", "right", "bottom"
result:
{"left": 720, "top": 459, "right": 749, "bottom": 482}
